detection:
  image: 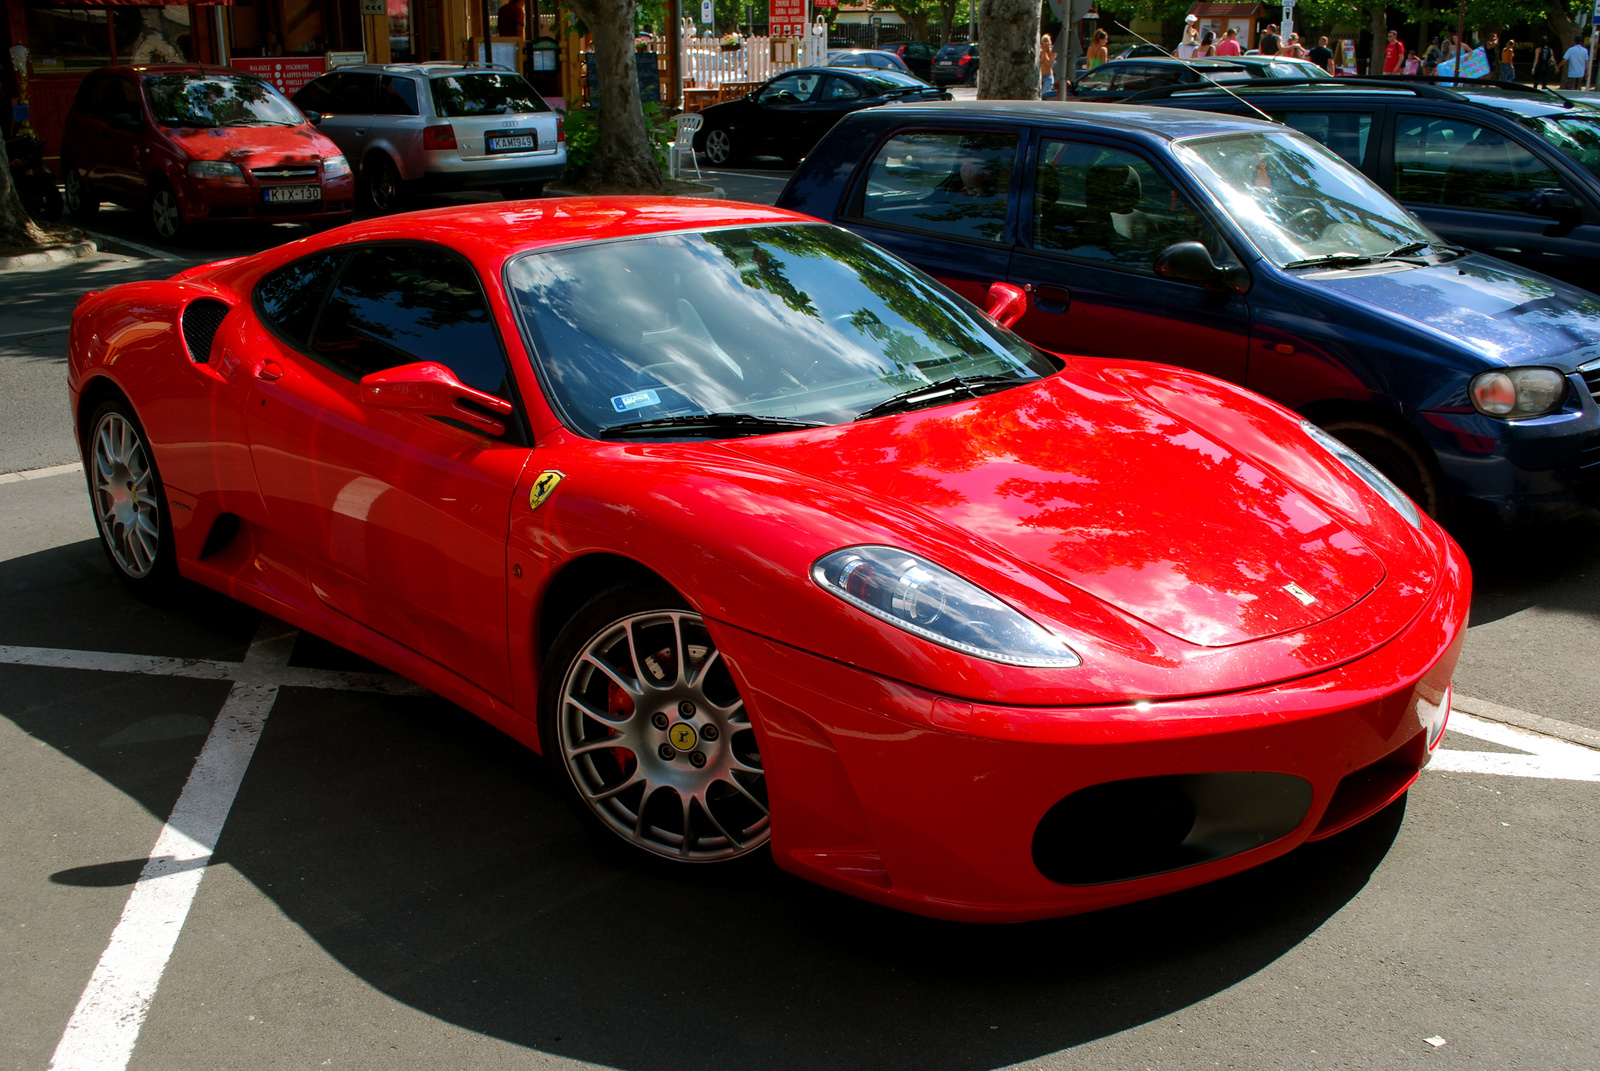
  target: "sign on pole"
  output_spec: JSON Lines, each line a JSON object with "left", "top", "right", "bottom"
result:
{"left": 769, "top": 0, "right": 804, "bottom": 36}
{"left": 701, "top": 0, "right": 713, "bottom": 23}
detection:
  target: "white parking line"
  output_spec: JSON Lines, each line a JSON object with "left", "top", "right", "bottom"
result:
{"left": 15, "top": 620, "right": 430, "bottom": 1071}
{"left": 0, "top": 325, "right": 70, "bottom": 341}
{"left": 0, "top": 462, "right": 83, "bottom": 485}
{"left": 80, "top": 231, "right": 184, "bottom": 263}
{"left": 1430, "top": 711, "right": 1600, "bottom": 782}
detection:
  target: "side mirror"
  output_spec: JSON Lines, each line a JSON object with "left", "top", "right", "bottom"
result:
{"left": 1527, "top": 186, "right": 1577, "bottom": 218}
{"left": 300, "top": 109, "right": 325, "bottom": 126}
{"left": 1154, "top": 241, "right": 1251, "bottom": 294}
{"left": 983, "top": 281, "right": 1028, "bottom": 329}
{"left": 360, "top": 362, "right": 514, "bottom": 437}
{"left": 108, "top": 112, "right": 141, "bottom": 132}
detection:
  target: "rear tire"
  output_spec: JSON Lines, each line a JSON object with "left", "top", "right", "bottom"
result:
{"left": 362, "top": 155, "right": 407, "bottom": 214}
{"left": 85, "top": 398, "right": 179, "bottom": 597}
{"left": 64, "top": 162, "right": 99, "bottom": 221}
{"left": 1319, "top": 417, "right": 1448, "bottom": 524}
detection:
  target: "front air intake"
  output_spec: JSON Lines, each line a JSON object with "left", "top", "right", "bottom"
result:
{"left": 181, "top": 299, "right": 230, "bottom": 364}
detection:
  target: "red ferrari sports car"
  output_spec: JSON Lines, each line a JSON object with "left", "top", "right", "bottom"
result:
{"left": 68, "top": 199, "right": 1468, "bottom": 922}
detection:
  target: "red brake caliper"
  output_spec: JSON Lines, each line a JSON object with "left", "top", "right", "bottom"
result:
{"left": 606, "top": 682, "right": 637, "bottom": 778}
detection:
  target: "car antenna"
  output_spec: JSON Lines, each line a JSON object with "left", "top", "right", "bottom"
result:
{"left": 1109, "top": 21, "right": 1281, "bottom": 124}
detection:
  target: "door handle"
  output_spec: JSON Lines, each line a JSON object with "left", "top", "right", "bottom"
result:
{"left": 354, "top": 128, "right": 367, "bottom": 136}
{"left": 255, "top": 360, "right": 283, "bottom": 381}
{"left": 1030, "top": 285, "right": 1072, "bottom": 314}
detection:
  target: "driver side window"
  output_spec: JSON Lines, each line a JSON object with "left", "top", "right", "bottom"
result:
{"left": 758, "top": 73, "right": 820, "bottom": 104}
{"left": 1393, "top": 113, "right": 1566, "bottom": 214}
{"left": 1032, "top": 140, "right": 1231, "bottom": 272}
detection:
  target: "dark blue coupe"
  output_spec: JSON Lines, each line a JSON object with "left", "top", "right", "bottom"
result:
{"left": 778, "top": 101, "right": 1600, "bottom": 525}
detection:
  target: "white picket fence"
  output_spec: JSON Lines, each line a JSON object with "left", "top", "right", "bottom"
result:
{"left": 681, "top": 30, "right": 828, "bottom": 88}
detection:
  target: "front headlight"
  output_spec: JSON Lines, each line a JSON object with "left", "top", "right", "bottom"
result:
{"left": 1469, "top": 368, "right": 1567, "bottom": 418}
{"left": 812, "top": 546, "right": 1081, "bottom": 668}
{"left": 321, "top": 154, "right": 351, "bottom": 178}
{"left": 186, "top": 159, "right": 245, "bottom": 183}
{"left": 1301, "top": 420, "right": 1421, "bottom": 529}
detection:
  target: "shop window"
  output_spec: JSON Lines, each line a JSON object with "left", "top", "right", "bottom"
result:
{"left": 23, "top": 4, "right": 110, "bottom": 73}
{"left": 114, "top": 7, "right": 193, "bottom": 66}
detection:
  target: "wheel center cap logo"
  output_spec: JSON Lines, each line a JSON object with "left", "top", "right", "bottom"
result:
{"left": 669, "top": 723, "right": 698, "bottom": 751}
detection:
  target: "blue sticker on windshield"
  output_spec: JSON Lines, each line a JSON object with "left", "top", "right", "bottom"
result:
{"left": 611, "top": 389, "right": 661, "bottom": 413}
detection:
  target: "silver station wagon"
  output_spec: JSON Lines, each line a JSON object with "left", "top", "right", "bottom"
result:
{"left": 292, "top": 62, "right": 566, "bottom": 212}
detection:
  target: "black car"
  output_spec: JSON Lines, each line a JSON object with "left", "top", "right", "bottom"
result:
{"left": 1134, "top": 78, "right": 1600, "bottom": 292}
{"left": 889, "top": 41, "right": 937, "bottom": 80}
{"left": 1070, "top": 57, "right": 1328, "bottom": 102}
{"left": 694, "top": 67, "right": 947, "bottom": 166}
{"left": 932, "top": 42, "right": 980, "bottom": 86}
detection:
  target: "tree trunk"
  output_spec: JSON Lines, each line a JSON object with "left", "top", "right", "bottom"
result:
{"left": 1367, "top": 3, "right": 1387, "bottom": 77}
{"left": 939, "top": 0, "right": 957, "bottom": 43}
{"left": 1547, "top": 7, "right": 1579, "bottom": 51}
{"left": 0, "top": 138, "right": 47, "bottom": 251}
{"left": 976, "top": 0, "right": 1039, "bottom": 99}
{"left": 567, "top": 0, "right": 664, "bottom": 191}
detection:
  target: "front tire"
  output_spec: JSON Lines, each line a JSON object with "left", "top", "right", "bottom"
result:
{"left": 148, "top": 182, "right": 185, "bottom": 241}
{"left": 1319, "top": 418, "right": 1448, "bottom": 523}
{"left": 539, "top": 583, "right": 770, "bottom": 869}
{"left": 702, "top": 127, "right": 736, "bottom": 166}
{"left": 86, "top": 399, "right": 178, "bottom": 595}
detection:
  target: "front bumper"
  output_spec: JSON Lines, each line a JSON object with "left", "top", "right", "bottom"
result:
{"left": 711, "top": 537, "right": 1469, "bottom": 922}
{"left": 176, "top": 172, "right": 357, "bottom": 225}
{"left": 1418, "top": 373, "right": 1600, "bottom": 525}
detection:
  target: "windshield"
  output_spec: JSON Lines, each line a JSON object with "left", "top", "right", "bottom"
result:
{"left": 857, "top": 69, "right": 931, "bottom": 90}
{"left": 1174, "top": 130, "right": 1439, "bottom": 268}
{"left": 143, "top": 75, "right": 303, "bottom": 128}
{"left": 1523, "top": 113, "right": 1600, "bottom": 181}
{"left": 430, "top": 72, "right": 549, "bottom": 117}
{"left": 506, "top": 224, "right": 1055, "bottom": 438}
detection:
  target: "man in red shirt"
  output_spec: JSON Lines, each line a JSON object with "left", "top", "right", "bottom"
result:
{"left": 1216, "top": 27, "right": 1242, "bottom": 56}
{"left": 1384, "top": 30, "right": 1406, "bottom": 74}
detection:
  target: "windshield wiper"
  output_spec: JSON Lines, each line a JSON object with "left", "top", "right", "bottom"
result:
{"left": 854, "top": 374, "right": 1030, "bottom": 421}
{"left": 1384, "top": 241, "right": 1430, "bottom": 257}
{"left": 1284, "top": 249, "right": 1429, "bottom": 270}
{"left": 599, "top": 413, "right": 825, "bottom": 439}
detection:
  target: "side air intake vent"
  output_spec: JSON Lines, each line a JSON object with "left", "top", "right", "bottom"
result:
{"left": 181, "top": 299, "right": 231, "bottom": 364}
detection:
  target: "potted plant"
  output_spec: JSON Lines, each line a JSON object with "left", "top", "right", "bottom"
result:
{"left": 720, "top": 33, "right": 742, "bottom": 51}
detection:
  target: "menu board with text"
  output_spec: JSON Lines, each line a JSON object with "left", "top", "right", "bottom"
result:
{"left": 231, "top": 56, "right": 328, "bottom": 96}
{"left": 769, "top": 0, "right": 805, "bottom": 37}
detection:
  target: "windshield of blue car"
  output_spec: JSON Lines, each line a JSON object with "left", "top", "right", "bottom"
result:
{"left": 506, "top": 224, "right": 1056, "bottom": 438}
{"left": 430, "top": 72, "right": 550, "bottom": 117}
{"left": 143, "top": 75, "right": 303, "bottom": 128}
{"left": 1522, "top": 113, "right": 1600, "bottom": 181}
{"left": 1173, "top": 130, "right": 1440, "bottom": 268}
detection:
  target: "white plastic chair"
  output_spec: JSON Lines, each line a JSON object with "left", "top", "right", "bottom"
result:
{"left": 671, "top": 113, "right": 704, "bottom": 180}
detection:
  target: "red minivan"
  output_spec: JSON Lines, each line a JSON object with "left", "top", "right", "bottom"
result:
{"left": 60, "top": 64, "right": 356, "bottom": 241}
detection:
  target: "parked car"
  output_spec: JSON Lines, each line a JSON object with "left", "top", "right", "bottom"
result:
{"left": 1130, "top": 78, "right": 1600, "bottom": 295}
{"left": 827, "top": 48, "right": 915, "bottom": 76}
{"left": 60, "top": 65, "right": 355, "bottom": 240}
{"left": 888, "top": 41, "right": 938, "bottom": 80}
{"left": 694, "top": 67, "right": 947, "bottom": 166}
{"left": 292, "top": 62, "right": 565, "bottom": 213}
{"left": 1070, "top": 57, "right": 1329, "bottom": 102}
{"left": 932, "top": 42, "right": 980, "bottom": 86}
{"left": 68, "top": 197, "right": 1467, "bottom": 921}
{"left": 778, "top": 101, "right": 1600, "bottom": 525}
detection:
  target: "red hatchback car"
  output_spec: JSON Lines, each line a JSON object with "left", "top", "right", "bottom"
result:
{"left": 67, "top": 200, "right": 1468, "bottom": 922}
{"left": 60, "top": 64, "right": 355, "bottom": 240}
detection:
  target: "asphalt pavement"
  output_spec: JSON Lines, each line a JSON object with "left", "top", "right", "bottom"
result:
{"left": 2, "top": 172, "right": 1598, "bottom": 1069}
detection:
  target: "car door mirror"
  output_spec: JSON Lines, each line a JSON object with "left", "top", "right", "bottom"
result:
{"left": 360, "top": 362, "right": 515, "bottom": 437}
{"left": 108, "top": 112, "right": 141, "bottom": 132}
{"left": 301, "top": 109, "right": 324, "bottom": 126}
{"left": 983, "top": 282, "right": 1028, "bottom": 329}
{"left": 1154, "top": 241, "right": 1251, "bottom": 294}
{"left": 1526, "top": 186, "right": 1576, "bottom": 218}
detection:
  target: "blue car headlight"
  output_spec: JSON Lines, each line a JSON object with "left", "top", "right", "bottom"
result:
{"left": 812, "top": 546, "right": 1081, "bottom": 668}
{"left": 1301, "top": 420, "right": 1422, "bottom": 529}
{"left": 1469, "top": 367, "right": 1566, "bottom": 418}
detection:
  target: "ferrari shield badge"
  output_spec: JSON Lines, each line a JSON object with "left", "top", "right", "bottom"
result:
{"left": 529, "top": 470, "right": 565, "bottom": 510}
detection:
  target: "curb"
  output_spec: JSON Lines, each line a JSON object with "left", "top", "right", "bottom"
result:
{"left": 1453, "top": 693, "right": 1600, "bottom": 751}
{"left": 0, "top": 239, "right": 97, "bottom": 271}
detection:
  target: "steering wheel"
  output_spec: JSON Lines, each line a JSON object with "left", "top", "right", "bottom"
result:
{"left": 1285, "top": 205, "right": 1327, "bottom": 240}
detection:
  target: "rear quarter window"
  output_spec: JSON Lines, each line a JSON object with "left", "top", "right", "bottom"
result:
{"left": 257, "top": 252, "right": 341, "bottom": 348}
{"left": 430, "top": 73, "right": 550, "bottom": 117}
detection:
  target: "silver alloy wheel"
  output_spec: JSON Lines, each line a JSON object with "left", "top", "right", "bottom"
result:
{"left": 558, "top": 609, "right": 769, "bottom": 862}
{"left": 704, "top": 128, "right": 732, "bottom": 165}
{"left": 369, "top": 161, "right": 400, "bottom": 213}
{"left": 64, "top": 168, "right": 86, "bottom": 214}
{"left": 90, "top": 412, "right": 161, "bottom": 579}
{"left": 150, "top": 189, "right": 181, "bottom": 239}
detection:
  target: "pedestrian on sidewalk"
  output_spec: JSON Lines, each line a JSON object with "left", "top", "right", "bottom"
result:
{"left": 1177, "top": 14, "right": 1200, "bottom": 59}
{"left": 1039, "top": 33, "right": 1058, "bottom": 98}
{"left": 1087, "top": 28, "right": 1109, "bottom": 69}
{"left": 1403, "top": 47, "right": 1421, "bottom": 75}
{"left": 1196, "top": 30, "right": 1217, "bottom": 58}
{"left": 1308, "top": 35, "right": 1334, "bottom": 75}
{"left": 1501, "top": 38, "right": 1517, "bottom": 81}
{"left": 1384, "top": 30, "right": 1405, "bottom": 74}
{"left": 1562, "top": 35, "right": 1589, "bottom": 89}
{"left": 1259, "top": 22, "right": 1280, "bottom": 55}
{"left": 1216, "top": 27, "right": 1242, "bottom": 56}
{"left": 1533, "top": 37, "right": 1557, "bottom": 89}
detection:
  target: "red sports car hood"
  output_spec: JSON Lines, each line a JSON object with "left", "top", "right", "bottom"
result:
{"left": 166, "top": 123, "right": 335, "bottom": 167}
{"left": 724, "top": 372, "right": 1385, "bottom": 649}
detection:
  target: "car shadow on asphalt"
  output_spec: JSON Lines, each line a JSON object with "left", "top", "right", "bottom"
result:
{"left": 3, "top": 539, "right": 1405, "bottom": 1070}
{"left": 1456, "top": 511, "right": 1600, "bottom": 627}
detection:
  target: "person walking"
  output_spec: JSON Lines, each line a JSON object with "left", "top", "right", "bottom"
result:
{"left": 1039, "top": 33, "right": 1058, "bottom": 98}
{"left": 1384, "top": 30, "right": 1406, "bottom": 74}
{"left": 1196, "top": 30, "right": 1217, "bottom": 58}
{"left": 1308, "top": 35, "right": 1334, "bottom": 74}
{"left": 1259, "top": 22, "right": 1280, "bottom": 55}
{"left": 1404, "top": 47, "right": 1422, "bottom": 74}
{"left": 1562, "top": 34, "right": 1590, "bottom": 90}
{"left": 1533, "top": 37, "right": 1557, "bottom": 89}
{"left": 1217, "top": 27, "right": 1242, "bottom": 56}
{"left": 1501, "top": 38, "right": 1517, "bottom": 81}
{"left": 1087, "top": 28, "right": 1109, "bottom": 69}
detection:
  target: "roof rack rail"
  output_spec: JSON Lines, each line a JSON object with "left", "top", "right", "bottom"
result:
{"left": 1124, "top": 75, "right": 1464, "bottom": 104}
{"left": 1386, "top": 73, "right": 1570, "bottom": 103}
